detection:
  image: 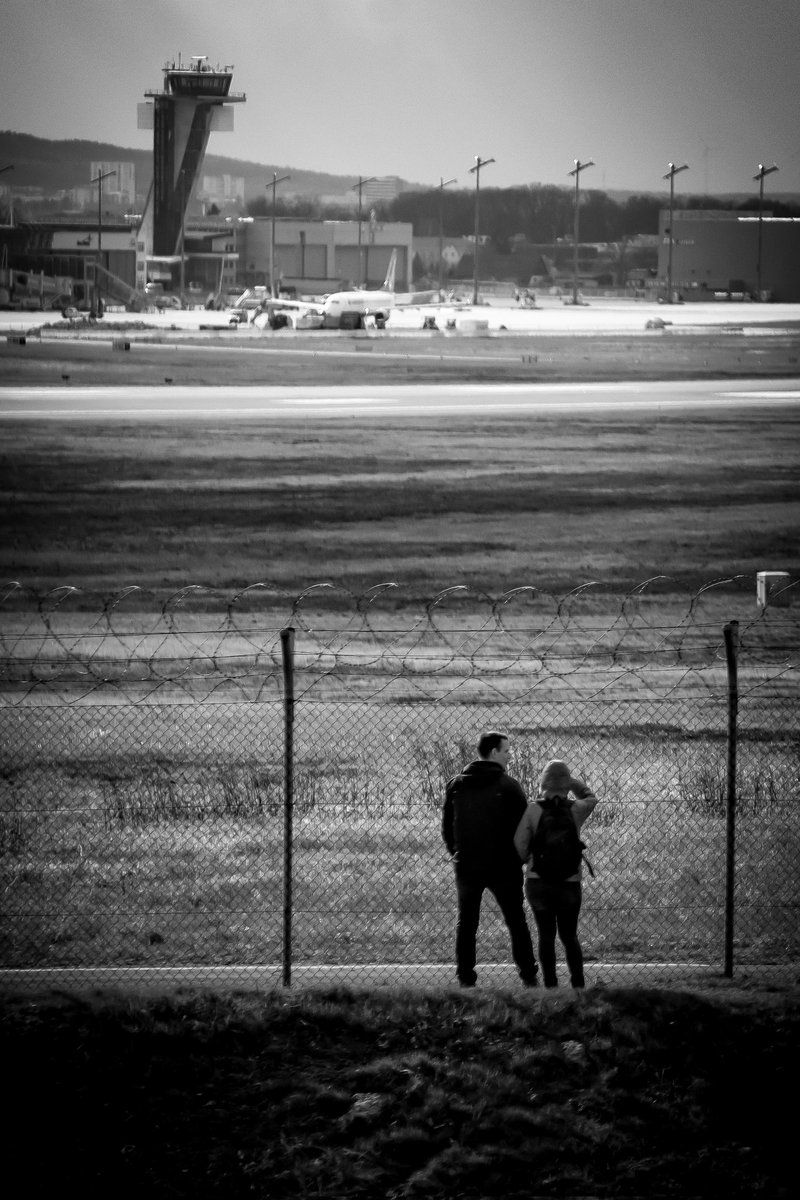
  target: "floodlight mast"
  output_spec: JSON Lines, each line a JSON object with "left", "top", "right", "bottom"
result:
{"left": 568, "top": 158, "right": 594, "bottom": 305}
{"left": 437, "top": 176, "right": 457, "bottom": 295}
{"left": 267, "top": 172, "right": 291, "bottom": 297}
{"left": 753, "top": 162, "right": 778, "bottom": 299}
{"left": 663, "top": 161, "right": 689, "bottom": 303}
{"left": 355, "top": 176, "right": 377, "bottom": 285}
{"left": 90, "top": 168, "right": 116, "bottom": 313}
{"left": 469, "top": 156, "right": 495, "bottom": 305}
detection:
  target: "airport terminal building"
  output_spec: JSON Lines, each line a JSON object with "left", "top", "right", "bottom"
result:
{"left": 0, "top": 215, "right": 413, "bottom": 309}
{"left": 1, "top": 202, "right": 796, "bottom": 311}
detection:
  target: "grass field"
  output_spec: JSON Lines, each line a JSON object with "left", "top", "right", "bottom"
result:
{"left": 1, "top": 397, "right": 798, "bottom": 600}
{"left": 2, "top": 321, "right": 800, "bottom": 386}
{"left": 2, "top": 690, "right": 797, "bottom": 970}
{"left": 1, "top": 330, "right": 798, "bottom": 972}
{"left": 2, "top": 324, "right": 798, "bottom": 599}
{"left": 2, "top": 985, "right": 798, "bottom": 1198}
{"left": 2, "top": 328, "right": 798, "bottom": 1196}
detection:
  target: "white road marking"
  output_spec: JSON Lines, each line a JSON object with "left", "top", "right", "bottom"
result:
{"left": 0, "top": 381, "right": 798, "bottom": 420}
{"left": 721, "top": 390, "right": 800, "bottom": 398}
{"left": 284, "top": 400, "right": 388, "bottom": 410}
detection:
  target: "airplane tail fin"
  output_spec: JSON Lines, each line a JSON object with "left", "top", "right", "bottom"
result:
{"left": 382, "top": 249, "right": 398, "bottom": 292}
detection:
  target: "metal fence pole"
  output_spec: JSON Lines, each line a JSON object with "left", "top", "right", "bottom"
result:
{"left": 723, "top": 620, "right": 739, "bottom": 978}
{"left": 280, "top": 626, "right": 296, "bottom": 986}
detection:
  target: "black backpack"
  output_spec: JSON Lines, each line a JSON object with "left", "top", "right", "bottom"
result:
{"left": 532, "top": 797, "right": 592, "bottom": 882}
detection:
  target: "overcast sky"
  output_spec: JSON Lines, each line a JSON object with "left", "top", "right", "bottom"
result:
{"left": 3, "top": 0, "right": 798, "bottom": 195}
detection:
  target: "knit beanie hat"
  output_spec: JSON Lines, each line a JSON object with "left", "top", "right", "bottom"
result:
{"left": 538, "top": 759, "right": 573, "bottom": 798}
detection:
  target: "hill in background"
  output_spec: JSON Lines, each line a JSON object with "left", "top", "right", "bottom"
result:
{"left": 0, "top": 130, "right": 425, "bottom": 204}
{"left": 4, "top": 131, "right": 799, "bottom": 207}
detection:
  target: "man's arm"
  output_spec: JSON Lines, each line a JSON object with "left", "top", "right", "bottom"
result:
{"left": 514, "top": 807, "right": 533, "bottom": 862}
{"left": 442, "top": 786, "right": 456, "bottom": 857}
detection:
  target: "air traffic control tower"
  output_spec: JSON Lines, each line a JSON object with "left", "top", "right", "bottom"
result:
{"left": 136, "top": 55, "right": 245, "bottom": 292}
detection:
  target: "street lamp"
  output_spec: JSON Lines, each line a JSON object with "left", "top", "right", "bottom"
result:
{"left": 267, "top": 172, "right": 291, "bottom": 297}
{"left": 354, "top": 176, "right": 377, "bottom": 284}
{"left": 753, "top": 162, "right": 778, "bottom": 300}
{"left": 568, "top": 158, "right": 594, "bottom": 305}
{"left": 90, "top": 168, "right": 115, "bottom": 313}
{"left": 469, "top": 155, "right": 495, "bottom": 305}
{"left": 663, "top": 161, "right": 688, "bottom": 303}
{"left": 0, "top": 164, "right": 13, "bottom": 225}
{"left": 437, "top": 175, "right": 457, "bottom": 295}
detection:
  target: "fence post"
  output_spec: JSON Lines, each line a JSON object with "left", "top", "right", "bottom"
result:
{"left": 280, "top": 626, "right": 296, "bottom": 987}
{"left": 723, "top": 620, "right": 739, "bottom": 978}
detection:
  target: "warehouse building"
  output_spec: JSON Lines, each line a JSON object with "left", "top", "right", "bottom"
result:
{"left": 658, "top": 209, "right": 800, "bottom": 301}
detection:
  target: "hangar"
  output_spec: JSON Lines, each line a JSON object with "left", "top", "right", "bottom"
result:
{"left": 658, "top": 209, "right": 800, "bottom": 302}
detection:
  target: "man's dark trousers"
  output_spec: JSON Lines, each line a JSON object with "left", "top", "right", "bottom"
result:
{"left": 455, "top": 869, "right": 538, "bottom": 986}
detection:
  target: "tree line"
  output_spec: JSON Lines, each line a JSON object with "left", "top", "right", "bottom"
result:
{"left": 247, "top": 184, "right": 800, "bottom": 250}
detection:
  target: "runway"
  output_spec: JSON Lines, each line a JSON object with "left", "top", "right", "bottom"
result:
{"left": 1, "top": 378, "right": 799, "bottom": 420}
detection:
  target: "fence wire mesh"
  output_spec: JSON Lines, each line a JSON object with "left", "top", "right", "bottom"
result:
{"left": 1, "top": 575, "right": 797, "bottom": 990}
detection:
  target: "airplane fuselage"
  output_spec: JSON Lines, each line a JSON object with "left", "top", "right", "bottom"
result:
{"left": 322, "top": 289, "right": 394, "bottom": 319}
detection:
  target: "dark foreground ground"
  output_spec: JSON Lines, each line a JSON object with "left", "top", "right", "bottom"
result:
{"left": 2, "top": 983, "right": 798, "bottom": 1198}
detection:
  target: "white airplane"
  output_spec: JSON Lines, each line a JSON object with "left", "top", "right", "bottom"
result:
{"left": 257, "top": 250, "right": 441, "bottom": 328}
{"left": 321, "top": 250, "right": 443, "bottom": 325}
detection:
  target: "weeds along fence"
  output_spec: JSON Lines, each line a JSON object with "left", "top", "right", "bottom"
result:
{"left": 0, "top": 575, "right": 798, "bottom": 990}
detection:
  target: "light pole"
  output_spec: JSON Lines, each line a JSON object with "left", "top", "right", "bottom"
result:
{"left": 90, "top": 168, "right": 115, "bottom": 313}
{"left": 267, "top": 172, "right": 291, "bottom": 297}
{"left": 469, "top": 155, "right": 495, "bottom": 305}
{"left": 568, "top": 158, "right": 594, "bottom": 305}
{"left": 0, "top": 164, "right": 13, "bottom": 225}
{"left": 753, "top": 162, "right": 778, "bottom": 300}
{"left": 437, "top": 175, "right": 457, "bottom": 295}
{"left": 663, "top": 161, "right": 688, "bottom": 303}
{"left": 354, "top": 176, "right": 377, "bottom": 284}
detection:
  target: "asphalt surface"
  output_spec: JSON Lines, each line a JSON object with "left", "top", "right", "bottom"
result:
{"left": 3, "top": 295, "right": 800, "bottom": 337}
{"left": 1, "top": 378, "right": 799, "bottom": 420}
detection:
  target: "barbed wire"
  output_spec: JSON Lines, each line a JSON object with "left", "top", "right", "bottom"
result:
{"left": 0, "top": 575, "right": 797, "bottom": 705}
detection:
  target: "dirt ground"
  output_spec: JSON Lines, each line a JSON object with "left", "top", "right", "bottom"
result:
{"left": 2, "top": 983, "right": 798, "bottom": 1198}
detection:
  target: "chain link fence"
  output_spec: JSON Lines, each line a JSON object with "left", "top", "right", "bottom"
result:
{"left": 1, "top": 575, "right": 798, "bottom": 990}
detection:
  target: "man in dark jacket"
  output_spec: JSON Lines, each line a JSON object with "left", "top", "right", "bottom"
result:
{"left": 442, "top": 730, "right": 538, "bottom": 987}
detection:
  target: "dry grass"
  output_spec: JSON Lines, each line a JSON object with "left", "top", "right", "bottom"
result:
{"left": 2, "top": 707, "right": 797, "bottom": 969}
